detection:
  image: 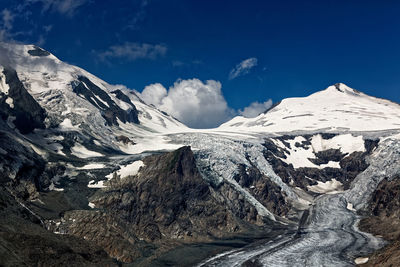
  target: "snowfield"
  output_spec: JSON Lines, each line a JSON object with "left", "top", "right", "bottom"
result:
{"left": 217, "top": 83, "right": 400, "bottom": 133}
{"left": 71, "top": 143, "right": 104, "bottom": 158}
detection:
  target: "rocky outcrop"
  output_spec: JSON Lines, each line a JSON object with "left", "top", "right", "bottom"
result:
{"left": 116, "top": 135, "right": 135, "bottom": 145}
{"left": 0, "top": 68, "right": 46, "bottom": 134}
{"left": 72, "top": 76, "right": 139, "bottom": 126}
{"left": 27, "top": 46, "right": 51, "bottom": 57}
{"left": 93, "top": 146, "right": 243, "bottom": 242}
{"left": 358, "top": 176, "right": 400, "bottom": 266}
{"left": 0, "top": 186, "right": 116, "bottom": 267}
{"left": 263, "top": 136, "right": 379, "bottom": 192}
{"left": 233, "top": 164, "right": 290, "bottom": 216}
{"left": 0, "top": 130, "right": 46, "bottom": 200}
{"left": 50, "top": 146, "right": 254, "bottom": 263}
{"left": 46, "top": 210, "right": 154, "bottom": 263}
{"left": 0, "top": 127, "right": 116, "bottom": 266}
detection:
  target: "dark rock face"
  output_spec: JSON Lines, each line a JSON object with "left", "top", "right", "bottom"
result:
{"left": 49, "top": 146, "right": 251, "bottom": 263}
{"left": 263, "top": 135, "right": 379, "bottom": 192}
{"left": 208, "top": 182, "right": 261, "bottom": 225}
{"left": 0, "top": 68, "right": 46, "bottom": 134}
{"left": 233, "top": 164, "right": 290, "bottom": 216}
{"left": 358, "top": 177, "right": 400, "bottom": 266}
{"left": 0, "top": 128, "right": 116, "bottom": 266}
{"left": 0, "top": 131, "right": 46, "bottom": 200}
{"left": 46, "top": 210, "right": 155, "bottom": 263}
{"left": 111, "top": 89, "right": 136, "bottom": 107}
{"left": 308, "top": 149, "right": 346, "bottom": 165}
{"left": 0, "top": 187, "right": 116, "bottom": 267}
{"left": 360, "top": 177, "right": 400, "bottom": 240}
{"left": 116, "top": 135, "right": 136, "bottom": 145}
{"left": 93, "top": 146, "right": 242, "bottom": 243}
{"left": 27, "top": 46, "right": 51, "bottom": 57}
{"left": 72, "top": 76, "right": 139, "bottom": 125}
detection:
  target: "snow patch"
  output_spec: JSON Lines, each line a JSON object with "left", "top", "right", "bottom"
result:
{"left": 271, "top": 134, "right": 365, "bottom": 169}
{"left": 93, "top": 140, "right": 101, "bottom": 146}
{"left": 0, "top": 67, "right": 10, "bottom": 95}
{"left": 5, "top": 97, "right": 14, "bottom": 108}
{"left": 94, "top": 94, "right": 109, "bottom": 107}
{"left": 78, "top": 163, "right": 105, "bottom": 170}
{"left": 307, "top": 179, "right": 343, "bottom": 194}
{"left": 30, "top": 144, "right": 47, "bottom": 157}
{"left": 71, "top": 143, "right": 103, "bottom": 158}
{"left": 346, "top": 202, "right": 356, "bottom": 212}
{"left": 87, "top": 180, "right": 107, "bottom": 188}
{"left": 59, "top": 118, "right": 80, "bottom": 130}
{"left": 118, "top": 133, "right": 181, "bottom": 154}
{"left": 311, "top": 134, "right": 365, "bottom": 155}
{"left": 354, "top": 257, "right": 369, "bottom": 264}
{"left": 49, "top": 182, "right": 64, "bottom": 191}
{"left": 109, "top": 160, "right": 144, "bottom": 179}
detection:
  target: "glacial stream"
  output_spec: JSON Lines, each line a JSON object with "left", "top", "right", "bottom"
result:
{"left": 196, "top": 137, "right": 400, "bottom": 267}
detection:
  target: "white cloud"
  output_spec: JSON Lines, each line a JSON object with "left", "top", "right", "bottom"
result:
{"left": 1, "top": 9, "right": 14, "bottom": 31}
{"left": 239, "top": 99, "right": 273, "bottom": 118}
{"left": 229, "top": 57, "right": 258, "bottom": 80}
{"left": 98, "top": 42, "right": 167, "bottom": 62}
{"left": 139, "top": 79, "right": 233, "bottom": 128}
{"left": 0, "top": 9, "right": 15, "bottom": 41}
{"left": 140, "top": 83, "right": 167, "bottom": 107}
{"left": 24, "top": 0, "right": 89, "bottom": 16}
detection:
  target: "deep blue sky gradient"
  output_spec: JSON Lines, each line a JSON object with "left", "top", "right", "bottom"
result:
{"left": 2, "top": 0, "right": 399, "bottom": 109}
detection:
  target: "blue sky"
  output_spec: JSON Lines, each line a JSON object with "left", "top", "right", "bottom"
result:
{"left": 1, "top": 0, "right": 399, "bottom": 127}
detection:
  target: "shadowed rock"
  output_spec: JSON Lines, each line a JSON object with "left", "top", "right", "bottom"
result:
{"left": 0, "top": 68, "right": 46, "bottom": 134}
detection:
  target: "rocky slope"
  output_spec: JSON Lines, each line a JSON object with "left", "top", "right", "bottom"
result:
{"left": 46, "top": 147, "right": 272, "bottom": 264}
{"left": 0, "top": 129, "right": 116, "bottom": 266}
{"left": 358, "top": 176, "right": 400, "bottom": 266}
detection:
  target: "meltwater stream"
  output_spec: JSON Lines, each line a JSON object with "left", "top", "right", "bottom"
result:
{"left": 197, "top": 138, "right": 400, "bottom": 267}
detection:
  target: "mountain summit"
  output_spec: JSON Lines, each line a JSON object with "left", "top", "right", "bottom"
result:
{"left": 218, "top": 83, "right": 400, "bottom": 133}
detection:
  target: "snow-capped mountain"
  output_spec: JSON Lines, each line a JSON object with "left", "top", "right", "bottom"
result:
{"left": 0, "top": 42, "right": 187, "bottom": 156}
{"left": 1, "top": 42, "right": 400, "bottom": 266}
{"left": 218, "top": 83, "right": 400, "bottom": 134}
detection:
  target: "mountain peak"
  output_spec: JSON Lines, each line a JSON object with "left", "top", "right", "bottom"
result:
{"left": 218, "top": 83, "right": 400, "bottom": 133}
{"left": 324, "top": 83, "right": 362, "bottom": 96}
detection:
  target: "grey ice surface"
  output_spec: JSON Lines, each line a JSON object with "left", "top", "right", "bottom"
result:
{"left": 197, "top": 137, "right": 400, "bottom": 267}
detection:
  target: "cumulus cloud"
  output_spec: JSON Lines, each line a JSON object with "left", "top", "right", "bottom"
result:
{"left": 140, "top": 83, "right": 167, "bottom": 107}
{"left": 24, "top": 0, "right": 89, "bottom": 16}
{"left": 0, "top": 9, "right": 15, "bottom": 41}
{"left": 98, "top": 42, "right": 167, "bottom": 62}
{"left": 139, "top": 79, "right": 233, "bottom": 128}
{"left": 239, "top": 99, "right": 273, "bottom": 118}
{"left": 229, "top": 57, "right": 258, "bottom": 80}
